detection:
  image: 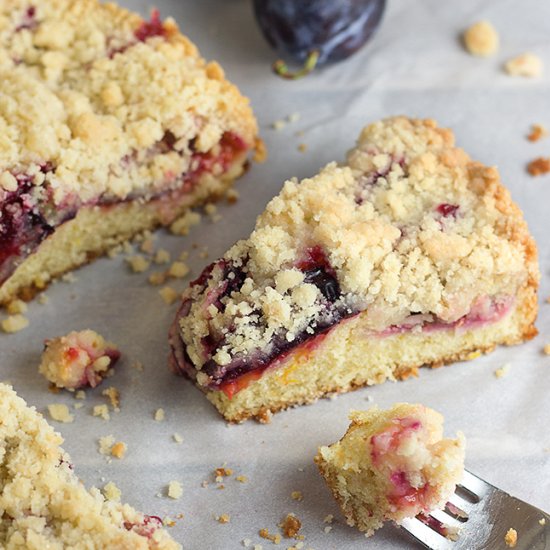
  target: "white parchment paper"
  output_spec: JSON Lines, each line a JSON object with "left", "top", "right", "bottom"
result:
{"left": 2, "top": 1, "right": 550, "bottom": 548}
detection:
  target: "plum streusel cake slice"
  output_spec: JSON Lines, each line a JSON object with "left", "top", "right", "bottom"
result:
{"left": 0, "top": 0, "right": 259, "bottom": 304}
{"left": 169, "top": 116, "right": 539, "bottom": 422}
{"left": 314, "top": 404, "right": 465, "bottom": 536}
{"left": 0, "top": 384, "right": 180, "bottom": 549}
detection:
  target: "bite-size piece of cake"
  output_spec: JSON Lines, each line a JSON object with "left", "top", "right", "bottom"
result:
{"left": 0, "top": 0, "right": 260, "bottom": 305}
{"left": 314, "top": 404, "right": 465, "bottom": 536}
{"left": 0, "top": 383, "right": 180, "bottom": 549}
{"left": 39, "top": 329, "right": 120, "bottom": 389}
{"left": 169, "top": 116, "right": 539, "bottom": 422}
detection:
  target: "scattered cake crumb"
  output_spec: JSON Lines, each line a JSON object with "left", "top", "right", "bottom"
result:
{"left": 170, "top": 211, "right": 202, "bottom": 235}
{"left": 61, "top": 273, "right": 77, "bottom": 283}
{"left": 272, "top": 120, "right": 286, "bottom": 131}
{"left": 102, "top": 387, "right": 120, "bottom": 411}
{"left": 6, "top": 299, "right": 27, "bottom": 315}
{"left": 47, "top": 403, "right": 74, "bottom": 423}
{"left": 253, "top": 545, "right": 263, "bottom": 550}
{"left": 242, "top": 539, "right": 252, "bottom": 548}
{"left": 291, "top": 491, "right": 303, "bottom": 501}
{"left": 168, "top": 261, "right": 189, "bottom": 279}
{"left": 323, "top": 514, "right": 333, "bottom": 524}
{"left": 201, "top": 480, "right": 209, "bottom": 488}
{"left": 93, "top": 404, "right": 111, "bottom": 420}
{"left": 75, "top": 390, "right": 86, "bottom": 400}
{"left": 539, "top": 518, "right": 546, "bottom": 525}
{"left": 173, "top": 433, "right": 184, "bottom": 444}
{"left": 167, "top": 481, "right": 183, "bottom": 499}
{"left": 131, "top": 360, "right": 144, "bottom": 371}
{"left": 297, "top": 143, "right": 307, "bottom": 153}
{"left": 126, "top": 255, "right": 150, "bottom": 273}
{"left": 505, "top": 528, "right": 518, "bottom": 547}
{"left": 226, "top": 188, "right": 240, "bottom": 204}
{"left": 154, "top": 408, "right": 165, "bottom": 421}
{"left": 215, "top": 467, "right": 233, "bottom": 480}
{"left": 1, "top": 314, "right": 29, "bottom": 333}
{"left": 494, "top": 364, "right": 511, "bottom": 378}
{"left": 98, "top": 435, "right": 115, "bottom": 455}
{"left": 543, "top": 344, "right": 550, "bottom": 355}
{"left": 103, "top": 481, "right": 121, "bottom": 502}
{"left": 216, "top": 514, "right": 230, "bottom": 524}
{"left": 527, "top": 124, "right": 548, "bottom": 142}
{"left": 259, "top": 528, "right": 281, "bottom": 544}
{"left": 74, "top": 402, "right": 84, "bottom": 410}
{"left": 140, "top": 238, "right": 155, "bottom": 254}
{"left": 463, "top": 21, "right": 499, "bottom": 56}
{"left": 527, "top": 157, "right": 550, "bottom": 176}
{"left": 154, "top": 249, "right": 171, "bottom": 264}
{"left": 280, "top": 514, "right": 302, "bottom": 538}
{"left": 163, "top": 517, "right": 176, "bottom": 527}
{"left": 37, "top": 293, "right": 49, "bottom": 304}
{"left": 111, "top": 441, "right": 127, "bottom": 459}
{"left": 159, "top": 286, "right": 179, "bottom": 305}
{"left": 149, "top": 271, "right": 167, "bottom": 286}
{"left": 288, "top": 112, "right": 301, "bottom": 123}
{"left": 236, "top": 475, "right": 248, "bottom": 483}
{"left": 505, "top": 53, "right": 543, "bottom": 77}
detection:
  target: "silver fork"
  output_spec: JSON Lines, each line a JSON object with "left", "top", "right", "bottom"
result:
{"left": 401, "top": 470, "right": 550, "bottom": 549}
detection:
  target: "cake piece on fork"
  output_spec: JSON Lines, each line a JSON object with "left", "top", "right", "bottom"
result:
{"left": 170, "top": 116, "right": 538, "bottom": 422}
{"left": 0, "top": 0, "right": 260, "bottom": 304}
{"left": 315, "top": 404, "right": 465, "bottom": 536}
{"left": 0, "top": 383, "right": 180, "bottom": 549}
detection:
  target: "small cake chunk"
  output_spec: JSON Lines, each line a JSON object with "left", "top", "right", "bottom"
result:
{"left": 0, "top": 383, "right": 179, "bottom": 549}
{"left": 463, "top": 21, "right": 499, "bottom": 56}
{"left": 505, "top": 53, "right": 543, "bottom": 78}
{"left": 315, "top": 404, "right": 465, "bottom": 536}
{"left": 39, "top": 329, "right": 121, "bottom": 389}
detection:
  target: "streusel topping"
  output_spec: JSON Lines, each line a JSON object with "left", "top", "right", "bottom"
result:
{"left": 177, "top": 118, "right": 537, "bottom": 377}
{"left": 0, "top": 383, "right": 179, "bottom": 549}
{"left": 0, "top": 0, "right": 256, "bottom": 204}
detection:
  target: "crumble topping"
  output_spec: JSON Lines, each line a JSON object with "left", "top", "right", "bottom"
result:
{"left": 527, "top": 124, "right": 548, "bottom": 142}
{"left": 47, "top": 403, "right": 74, "bottom": 423}
{"left": 93, "top": 404, "right": 111, "bottom": 420}
{"left": 505, "top": 53, "right": 543, "bottom": 77}
{"left": 175, "top": 117, "right": 535, "bottom": 383}
{"left": 103, "top": 481, "right": 122, "bottom": 502}
{"left": 527, "top": 157, "right": 550, "bottom": 176}
{"left": 167, "top": 481, "right": 182, "bottom": 500}
{"left": 1, "top": 313, "right": 29, "bottom": 333}
{"left": 463, "top": 21, "right": 499, "bottom": 56}
{"left": 505, "top": 527, "right": 518, "bottom": 547}
{"left": 154, "top": 408, "right": 165, "bottom": 421}
{"left": 280, "top": 514, "right": 302, "bottom": 538}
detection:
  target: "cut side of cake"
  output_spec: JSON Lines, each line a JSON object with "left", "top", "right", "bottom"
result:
{"left": 169, "top": 116, "right": 539, "bottom": 422}
{"left": 0, "top": 0, "right": 260, "bottom": 304}
{"left": 0, "top": 383, "right": 180, "bottom": 549}
{"left": 314, "top": 404, "right": 465, "bottom": 536}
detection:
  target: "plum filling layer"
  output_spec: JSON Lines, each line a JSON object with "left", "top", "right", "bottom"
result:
{"left": 170, "top": 249, "right": 514, "bottom": 397}
{"left": 0, "top": 132, "right": 248, "bottom": 287}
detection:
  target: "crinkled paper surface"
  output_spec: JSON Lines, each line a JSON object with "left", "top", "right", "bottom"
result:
{"left": 2, "top": 1, "right": 550, "bottom": 548}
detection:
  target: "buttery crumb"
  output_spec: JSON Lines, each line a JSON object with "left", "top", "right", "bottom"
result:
{"left": 111, "top": 441, "right": 127, "bottom": 459}
{"left": 323, "top": 514, "right": 334, "bottom": 524}
{"left": 93, "top": 404, "right": 110, "bottom": 420}
{"left": 505, "top": 528, "right": 518, "bottom": 547}
{"left": 291, "top": 491, "right": 303, "bottom": 501}
{"left": 215, "top": 467, "right": 233, "bottom": 479}
{"left": 170, "top": 211, "right": 202, "bottom": 235}
{"left": 37, "top": 293, "right": 49, "bottom": 305}
{"left": 98, "top": 435, "right": 115, "bottom": 455}
{"left": 163, "top": 517, "right": 176, "bottom": 527}
{"left": 159, "top": 286, "right": 179, "bottom": 305}
{"left": 75, "top": 390, "right": 86, "bottom": 400}
{"left": 324, "top": 526, "right": 332, "bottom": 533}
{"left": 226, "top": 188, "right": 240, "bottom": 204}
{"left": 6, "top": 299, "right": 27, "bottom": 315}
{"left": 297, "top": 143, "right": 307, "bottom": 153}
{"left": 216, "top": 514, "right": 230, "bottom": 524}
{"left": 126, "top": 255, "right": 150, "bottom": 273}
{"left": 494, "top": 364, "right": 511, "bottom": 378}
{"left": 47, "top": 403, "right": 74, "bottom": 423}
{"left": 253, "top": 545, "right": 262, "bottom": 550}
{"left": 140, "top": 237, "right": 155, "bottom": 254}
{"left": 61, "top": 273, "right": 77, "bottom": 283}
{"left": 259, "top": 528, "right": 281, "bottom": 544}
{"left": 236, "top": 475, "right": 248, "bottom": 483}
{"left": 1, "top": 314, "right": 29, "bottom": 333}
{"left": 102, "top": 387, "right": 120, "bottom": 410}
{"left": 527, "top": 157, "right": 550, "bottom": 176}
{"left": 463, "top": 21, "right": 499, "bottom": 56}
{"left": 257, "top": 409, "right": 273, "bottom": 424}
{"left": 505, "top": 53, "right": 543, "bottom": 77}
{"left": 280, "top": 514, "right": 302, "bottom": 538}
{"left": 154, "top": 249, "right": 171, "bottom": 264}
{"left": 168, "top": 261, "right": 189, "bottom": 279}
{"left": 74, "top": 402, "right": 84, "bottom": 410}
{"left": 543, "top": 344, "right": 550, "bottom": 355}
{"left": 148, "top": 271, "right": 167, "bottom": 285}
{"left": 173, "top": 433, "right": 184, "bottom": 444}
{"left": 272, "top": 120, "right": 286, "bottom": 131}
{"left": 167, "top": 481, "right": 183, "bottom": 499}
{"left": 527, "top": 124, "right": 548, "bottom": 142}
{"left": 242, "top": 539, "right": 252, "bottom": 548}
{"left": 103, "top": 481, "right": 121, "bottom": 502}
{"left": 287, "top": 112, "right": 301, "bottom": 123}
{"left": 540, "top": 518, "right": 546, "bottom": 525}
{"left": 154, "top": 408, "right": 165, "bottom": 421}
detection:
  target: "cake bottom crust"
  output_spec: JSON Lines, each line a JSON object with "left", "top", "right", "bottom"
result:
{"left": 200, "top": 284, "right": 537, "bottom": 423}
{"left": 0, "top": 160, "right": 246, "bottom": 305}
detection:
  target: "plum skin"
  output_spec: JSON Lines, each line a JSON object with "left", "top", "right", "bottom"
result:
{"left": 253, "top": 0, "right": 386, "bottom": 67}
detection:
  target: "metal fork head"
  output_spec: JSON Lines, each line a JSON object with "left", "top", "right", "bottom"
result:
{"left": 400, "top": 469, "right": 550, "bottom": 549}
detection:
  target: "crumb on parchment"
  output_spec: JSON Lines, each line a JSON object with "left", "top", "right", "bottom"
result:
{"left": 463, "top": 21, "right": 499, "bottom": 56}
{"left": 527, "top": 157, "right": 550, "bottom": 176}
{"left": 505, "top": 527, "right": 518, "bottom": 547}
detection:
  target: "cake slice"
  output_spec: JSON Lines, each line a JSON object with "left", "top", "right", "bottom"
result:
{"left": 169, "top": 116, "right": 539, "bottom": 422}
{"left": 0, "top": 0, "right": 260, "bottom": 304}
{"left": 0, "top": 383, "right": 180, "bottom": 549}
{"left": 314, "top": 404, "right": 465, "bottom": 536}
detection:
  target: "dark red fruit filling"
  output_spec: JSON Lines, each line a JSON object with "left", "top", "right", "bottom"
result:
{"left": 124, "top": 515, "right": 163, "bottom": 539}
{"left": 436, "top": 203, "right": 459, "bottom": 217}
{"left": 134, "top": 9, "right": 166, "bottom": 42}
{"left": 298, "top": 246, "right": 340, "bottom": 302}
{"left": 16, "top": 6, "right": 37, "bottom": 32}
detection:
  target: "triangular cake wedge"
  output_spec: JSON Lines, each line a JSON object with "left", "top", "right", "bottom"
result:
{"left": 315, "top": 404, "right": 465, "bottom": 536}
{"left": 0, "top": 0, "right": 260, "bottom": 304}
{"left": 0, "top": 383, "right": 180, "bottom": 549}
{"left": 169, "top": 117, "right": 539, "bottom": 422}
